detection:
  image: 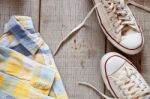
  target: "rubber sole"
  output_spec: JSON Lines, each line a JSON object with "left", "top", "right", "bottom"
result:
{"left": 91, "top": 0, "right": 144, "bottom": 55}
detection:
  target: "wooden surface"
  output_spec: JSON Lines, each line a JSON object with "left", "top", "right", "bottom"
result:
{"left": 0, "top": 0, "right": 150, "bottom": 99}
{"left": 40, "top": 0, "right": 105, "bottom": 99}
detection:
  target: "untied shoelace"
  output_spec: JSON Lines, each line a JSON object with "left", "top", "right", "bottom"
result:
{"left": 53, "top": 1, "right": 150, "bottom": 98}
{"left": 78, "top": 66, "right": 150, "bottom": 99}
{"left": 53, "top": 0, "right": 150, "bottom": 56}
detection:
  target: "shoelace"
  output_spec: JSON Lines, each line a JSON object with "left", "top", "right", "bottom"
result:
{"left": 102, "top": 0, "right": 136, "bottom": 41}
{"left": 79, "top": 66, "right": 150, "bottom": 99}
{"left": 111, "top": 66, "right": 150, "bottom": 98}
{"left": 54, "top": 0, "right": 150, "bottom": 55}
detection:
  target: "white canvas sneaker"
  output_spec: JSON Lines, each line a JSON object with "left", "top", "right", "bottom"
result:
{"left": 100, "top": 52, "right": 150, "bottom": 98}
{"left": 54, "top": 0, "right": 150, "bottom": 55}
{"left": 92, "top": 0, "right": 144, "bottom": 55}
{"left": 79, "top": 52, "right": 150, "bottom": 98}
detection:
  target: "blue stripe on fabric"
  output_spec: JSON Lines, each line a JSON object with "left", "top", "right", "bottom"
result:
{"left": 40, "top": 67, "right": 55, "bottom": 82}
{"left": 0, "top": 72, "right": 18, "bottom": 94}
{"left": 26, "top": 29, "right": 35, "bottom": 34}
{"left": 0, "top": 47, "right": 10, "bottom": 60}
{"left": 10, "top": 44, "right": 31, "bottom": 56}
{"left": 44, "top": 96, "right": 53, "bottom": 99}
{"left": 53, "top": 80, "right": 66, "bottom": 95}
{"left": 38, "top": 49, "right": 51, "bottom": 54}
{"left": 0, "top": 47, "right": 10, "bottom": 58}
{"left": 0, "top": 91, "right": 16, "bottom": 99}
{"left": 6, "top": 16, "right": 41, "bottom": 55}
{"left": 9, "top": 25, "right": 39, "bottom": 54}
{"left": 9, "top": 25, "right": 27, "bottom": 40}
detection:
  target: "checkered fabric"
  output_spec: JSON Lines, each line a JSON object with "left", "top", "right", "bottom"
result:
{"left": 0, "top": 16, "right": 68, "bottom": 99}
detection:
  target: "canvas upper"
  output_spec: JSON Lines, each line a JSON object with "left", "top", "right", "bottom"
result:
{"left": 93, "top": 0, "right": 144, "bottom": 55}
{"left": 100, "top": 52, "right": 150, "bottom": 98}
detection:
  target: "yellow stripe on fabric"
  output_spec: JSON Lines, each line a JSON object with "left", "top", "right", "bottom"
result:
{"left": 5, "top": 50, "right": 25, "bottom": 77}
{"left": 49, "top": 90, "right": 56, "bottom": 97}
{"left": 15, "top": 16, "right": 31, "bottom": 21}
{"left": 57, "top": 94, "right": 69, "bottom": 99}
{"left": 7, "top": 33, "right": 14, "bottom": 42}
{"left": 30, "top": 76, "right": 38, "bottom": 87}
{"left": 31, "top": 76, "right": 52, "bottom": 95}
{"left": 55, "top": 72, "right": 61, "bottom": 80}
{"left": 0, "top": 16, "right": 68, "bottom": 99}
{"left": 15, "top": 16, "right": 32, "bottom": 29}
{"left": 0, "top": 74, "right": 4, "bottom": 88}
{"left": 33, "top": 53, "right": 45, "bottom": 64}
{"left": 39, "top": 88, "right": 50, "bottom": 95}
{"left": 13, "top": 82, "right": 29, "bottom": 98}
{"left": 5, "top": 58, "right": 21, "bottom": 76}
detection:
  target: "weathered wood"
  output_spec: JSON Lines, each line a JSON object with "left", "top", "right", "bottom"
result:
{"left": 1, "top": 0, "right": 150, "bottom": 98}
{"left": 0, "top": 0, "right": 40, "bottom": 32}
{"left": 140, "top": 0, "right": 150, "bottom": 83}
{"left": 40, "top": 0, "right": 105, "bottom": 99}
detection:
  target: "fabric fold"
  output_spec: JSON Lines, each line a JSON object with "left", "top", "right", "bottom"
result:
{"left": 4, "top": 16, "right": 43, "bottom": 55}
{"left": 0, "top": 16, "right": 68, "bottom": 99}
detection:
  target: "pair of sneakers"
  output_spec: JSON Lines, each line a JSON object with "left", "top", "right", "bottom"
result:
{"left": 79, "top": 0, "right": 150, "bottom": 98}
{"left": 53, "top": 0, "right": 150, "bottom": 98}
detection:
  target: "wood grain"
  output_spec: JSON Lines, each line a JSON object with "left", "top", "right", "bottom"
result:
{"left": 0, "top": 0, "right": 150, "bottom": 98}
{"left": 0, "top": 0, "right": 40, "bottom": 32}
{"left": 140, "top": 0, "right": 150, "bottom": 84}
{"left": 40, "top": 0, "right": 105, "bottom": 99}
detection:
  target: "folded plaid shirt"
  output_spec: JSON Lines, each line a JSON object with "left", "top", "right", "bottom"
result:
{"left": 0, "top": 16, "right": 68, "bottom": 99}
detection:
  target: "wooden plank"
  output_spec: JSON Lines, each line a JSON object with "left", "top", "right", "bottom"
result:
{"left": 0, "top": 0, "right": 40, "bottom": 32}
{"left": 105, "top": 0, "right": 150, "bottom": 97}
{"left": 40, "top": 0, "right": 106, "bottom": 99}
{"left": 141, "top": 0, "right": 150, "bottom": 83}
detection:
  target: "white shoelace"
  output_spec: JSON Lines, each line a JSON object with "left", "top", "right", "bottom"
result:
{"left": 79, "top": 66, "right": 150, "bottom": 99}
{"left": 54, "top": 0, "right": 150, "bottom": 55}
{"left": 102, "top": 0, "right": 136, "bottom": 41}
